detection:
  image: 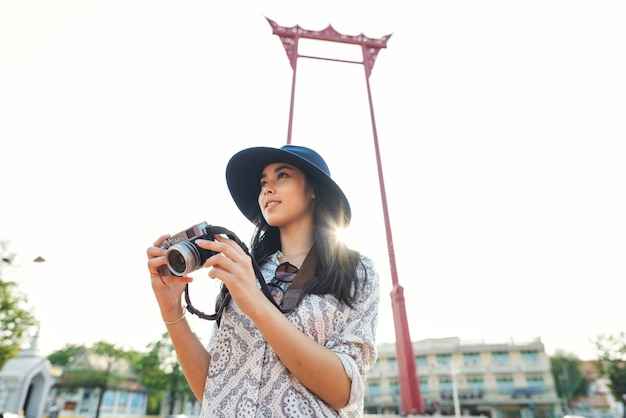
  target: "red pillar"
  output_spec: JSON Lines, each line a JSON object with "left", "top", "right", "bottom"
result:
{"left": 267, "top": 18, "right": 423, "bottom": 415}
{"left": 364, "top": 61, "right": 423, "bottom": 415}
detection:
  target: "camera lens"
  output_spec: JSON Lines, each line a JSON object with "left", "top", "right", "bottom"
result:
{"left": 166, "top": 241, "right": 202, "bottom": 276}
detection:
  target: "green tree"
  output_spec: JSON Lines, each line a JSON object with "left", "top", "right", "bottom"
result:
{"left": 593, "top": 332, "right": 626, "bottom": 413}
{"left": 129, "top": 333, "right": 194, "bottom": 415}
{"left": 550, "top": 350, "right": 589, "bottom": 410}
{"left": 47, "top": 344, "right": 86, "bottom": 367}
{"left": 0, "top": 241, "right": 39, "bottom": 369}
{"left": 127, "top": 344, "right": 167, "bottom": 414}
{"left": 47, "top": 343, "right": 84, "bottom": 367}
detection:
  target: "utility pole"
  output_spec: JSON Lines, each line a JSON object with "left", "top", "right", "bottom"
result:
{"left": 451, "top": 362, "right": 461, "bottom": 418}
{"left": 267, "top": 18, "right": 423, "bottom": 415}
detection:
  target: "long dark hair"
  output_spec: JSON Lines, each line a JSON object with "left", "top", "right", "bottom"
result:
{"left": 214, "top": 173, "right": 363, "bottom": 314}
{"left": 250, "top": 174, "right": 363, "bottom": 307}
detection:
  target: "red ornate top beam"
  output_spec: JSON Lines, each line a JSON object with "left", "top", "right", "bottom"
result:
{"left": 266, "top": 17, "right": 392, "bottom": 78}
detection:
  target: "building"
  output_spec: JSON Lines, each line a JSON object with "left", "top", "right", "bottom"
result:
{"left": 0, "top": 337, "right": 53, "bottom": 418}
{"left": 49, "top": 349, "right": 148, "bottom": 417}
{"left": 365, "top": 337, "right": 561, "bottom": 418}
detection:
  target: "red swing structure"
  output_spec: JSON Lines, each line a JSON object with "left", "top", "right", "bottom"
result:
{"left": 267, "top": 17, "right": 424, "bottom": 415}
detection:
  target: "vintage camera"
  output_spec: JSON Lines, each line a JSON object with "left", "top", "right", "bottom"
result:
{"left": 160, "top": 222, "right": 218, "bottom": 276}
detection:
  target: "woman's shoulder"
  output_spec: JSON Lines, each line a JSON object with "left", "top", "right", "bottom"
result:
{"left": 350, "top": 248, "right": 374, "bottom": 266}
{"left": 357, "top": 252, "right": 375, "bottom": 266}
{"left": 350, "top": 252, "right": 380, "bottom": 305}
{"left": 353, "top": 252, "right": 379, "bottom": 278}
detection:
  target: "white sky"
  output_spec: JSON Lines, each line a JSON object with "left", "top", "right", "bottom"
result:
{"left": 1, "top": 1, "right": 624, "bottom": 361}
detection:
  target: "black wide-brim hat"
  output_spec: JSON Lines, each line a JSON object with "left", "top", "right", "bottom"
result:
{"left": 226, "top": 145, "right": 351, "bottom": 226}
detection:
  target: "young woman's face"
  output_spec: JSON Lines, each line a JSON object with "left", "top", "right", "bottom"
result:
{"left": 258, "top": 162, "right": 316, "bottom": 228}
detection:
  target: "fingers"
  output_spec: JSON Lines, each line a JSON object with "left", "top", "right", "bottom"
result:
{"left": 152, "top": 234, "right": 171, "bottom": 249}
{"left": 147, "top": 234, "right": 170, "bottom": 261}
{"left": 199, "top": 236, "right": 255, "bottom": 288}
{"left": 146, "top": 235, "right": 175, "bottom": 283}
{"left": 197, "top": 235, "right": 248, "bottom": 263}
{"left": 148, "top": 256, "right": 192, "bottom": 288}
{"left": 146, "top": 246, "right": 165, "bottom": 260}
{"left": 147, "top": 257, "right": 167, "bottom": 281}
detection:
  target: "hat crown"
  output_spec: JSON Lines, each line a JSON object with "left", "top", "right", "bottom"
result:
{"left": 281, "top": 145, "right": 331, "bottom": 177}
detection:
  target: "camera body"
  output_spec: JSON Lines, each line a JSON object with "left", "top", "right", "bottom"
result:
{"left": 160, "top": 222, "right": 217, "bottom": 276}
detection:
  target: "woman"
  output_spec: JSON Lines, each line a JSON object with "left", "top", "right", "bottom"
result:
{"left": 146, "top": 144, "right": 380, "bottom": 417}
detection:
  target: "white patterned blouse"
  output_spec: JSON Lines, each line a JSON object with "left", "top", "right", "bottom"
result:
{"left": 201, "top": 250, "right": 380, "bottom": 418}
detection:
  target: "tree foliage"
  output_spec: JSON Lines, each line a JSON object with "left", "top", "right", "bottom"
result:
{"left": 593, "top": 332, "right": 626, "bottom": 404}
{"left": 128, "top": 332, "right": 195, "bottom": 415}
{"left": 47, "top": 343, "right": 83, "bottom": 367}
{"left": 550, "top": 350, "right": 589, "bottom": 407}
{"left": 0, "top": 241, "right": 39, "bottom": 370}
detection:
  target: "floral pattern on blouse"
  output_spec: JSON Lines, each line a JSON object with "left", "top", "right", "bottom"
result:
{"left": 201, "top": 251, "right": 380, "bottom": 418}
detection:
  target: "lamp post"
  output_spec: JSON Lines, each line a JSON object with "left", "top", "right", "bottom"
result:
{"left": 267, "top": 18, "right": 423, "bottom": 415}
{"left": 0, "top": 247, "right": 45, "bottom": 272}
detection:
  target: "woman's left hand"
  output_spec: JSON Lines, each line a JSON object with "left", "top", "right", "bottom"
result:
{"left": 196, "top": 235, "right": 271, "bottom": 317}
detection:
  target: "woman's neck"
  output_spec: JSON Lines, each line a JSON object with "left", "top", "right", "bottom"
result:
{"left": 279, "top": 224, "right": 314, "bottom": 268}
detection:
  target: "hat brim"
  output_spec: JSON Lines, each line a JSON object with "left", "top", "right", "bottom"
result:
{"left": 226, "top": 146, "right": 351, "bottom": 226}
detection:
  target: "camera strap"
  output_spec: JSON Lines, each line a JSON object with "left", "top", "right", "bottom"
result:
{"left": 184, "top": 225, "right": 253, "bottom": 321}
{"left": 183, "top": 225, "right": 316, "bottom": 321}
{"left": 250, "top": 245, "right": 316, "bottom": 313}
{"left": 281, "top": 246, "right": 317, "bottom": 312}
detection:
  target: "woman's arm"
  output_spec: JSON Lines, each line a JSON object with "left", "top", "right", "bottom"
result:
{"left": 249, "top": 301, "right": 352, "bottom": 409}
{"left": 163, "top": 317, "right": 211, "bottom": 401}
{"left": 147, "top": 238, "right": 211, "bottom": 401}
{"left": 250, "top": 256, "right": 380, "bottom": 409}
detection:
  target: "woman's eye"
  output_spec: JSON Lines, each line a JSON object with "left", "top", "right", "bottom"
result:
{"left": 278, "top": 172, "right": 288, "bottom": 179}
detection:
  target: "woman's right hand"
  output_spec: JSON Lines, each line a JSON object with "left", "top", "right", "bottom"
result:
{"left": 146, "top": 234, "right": 194, "bottom": 322}
{"left": 146, "top": 235, "right": 212, "bottom": 402}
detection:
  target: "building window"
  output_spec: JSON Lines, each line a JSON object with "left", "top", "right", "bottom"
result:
{"left": 130, "top": 393, "right": 146, "bottom": 410}
{"left": 527, "top": 376, "right": 545, "bottom": 391}
{"left": 496, "top": 377, "right": 515, "bottom": 393}
{"left": 439, "top": 378, "right": 453, "bottom": 392}
{"left": 82, "top": 390, "right": 92, "bottom": 402}
{"left": 390, "top": 381, "right": 400, "bottom": 396}
{"left": 103, "top": 390, "right": 115, "bottom": 406}
{"left": 492, "top": 351, "right": 510, "bottom": 365}
{"left": 420, "top": 380, "right": 430, "bottom": 395}
{"left": 388, "top": 357, "right": 398, "bottom": 370}
{"left": 463, "top": 352, "right": 481, "bottom": 366}
{"left": 368, "top": 382, "right": 381, "bottom": 397}
{"left": 130, "top": 392, "right": 139, "bottom": 407}
{"left": 416, "top": 355, "right": 427, "bottom": 369}
{"left": 436, "top": 353, "right": 452, "bottom": 366}
{"left": 521, "top": 350, "right": 539, "bottom": 363}
{"left": 118, "top": 391, "right": 128, "bottom": 407}
{"left": 467, "top": 377, "right": 485, "bottom": 392}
